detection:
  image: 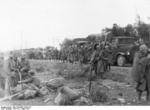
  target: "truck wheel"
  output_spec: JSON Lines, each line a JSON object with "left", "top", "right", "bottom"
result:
{"left": 117, "top": 55, "right": 126, "bottom": 66}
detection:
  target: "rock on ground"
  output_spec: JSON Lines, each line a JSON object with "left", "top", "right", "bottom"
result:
{"left": 73, "top": 96, "right": 92, "bottom": 105}
{"left": 54, "top": 86, "right": 82, "bottom": 105}
{"left": 39, "top": 86, "right": 49, "bottom": 96}
{"left": 46, "top": 77, "right": 66, "bottom": 89}
{"left": 59, "top": 86, "right": 81, "bottom": 100}
{"left": 54, "top": 92, "right": 72, "bottom": 105}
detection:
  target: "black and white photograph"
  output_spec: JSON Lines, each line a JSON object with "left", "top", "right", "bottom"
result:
{"left": 0, "top": 0, "right": 150, "bottom": 107}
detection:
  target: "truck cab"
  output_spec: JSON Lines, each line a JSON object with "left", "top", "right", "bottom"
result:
{"left": 111, "top": 36, "right": 137, "bottom": 66}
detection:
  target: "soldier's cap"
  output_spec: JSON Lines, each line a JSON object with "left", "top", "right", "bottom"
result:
{"left": 139, "top": 44, "right": 148, "bottom": 51}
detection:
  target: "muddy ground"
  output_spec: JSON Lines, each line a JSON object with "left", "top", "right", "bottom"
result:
{"left": 1, "top": 60, "right": 150, "bottom": 106}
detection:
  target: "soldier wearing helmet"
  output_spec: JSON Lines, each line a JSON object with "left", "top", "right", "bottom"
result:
{"left": 90, "top": 43, "right": 100, "bottom": 76}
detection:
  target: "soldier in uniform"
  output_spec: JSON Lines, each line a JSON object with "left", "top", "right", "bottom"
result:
{"left": 19, "top": 54, "right": 30, "bottom": 76}
{"left": 132, "top": 44, "right": 150, "bottom": 101}
{"left": 96, "top": 44, "right": 108, "bottom": 79}
{"left": 18, "top": 53, "right": 41, "bottom": 89}
{"left": 103, "top": 44, "right": 112, "bottom": 71}
{"left": 90, "top": 44, "right": 100, "bottom": 76}
{"left": 7, "top": 55, "right": 20, "bottom": 87}
{"left": 1, "top": 53, "right": 20, "bottom": 97}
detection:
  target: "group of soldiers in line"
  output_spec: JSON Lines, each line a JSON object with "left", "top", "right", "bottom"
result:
{"left": 66, "top": 44, "right": 91, "bottom": 64}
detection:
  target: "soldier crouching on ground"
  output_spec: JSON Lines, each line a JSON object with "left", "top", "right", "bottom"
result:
{"left": 132, "top": 44, "right": 150, "bottom": 101}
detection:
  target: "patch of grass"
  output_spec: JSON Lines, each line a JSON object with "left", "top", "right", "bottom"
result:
{"left": 54, "top": 63, "right": 89, "bottom": 79}
{"left": 29, "top": 60, "right": 129, "bottom": 84}
{"left": 34, "top": 64, "right": 45, "bottom": 72}
{"left": 30, "top": 60, "right": 54, "bottom": 73}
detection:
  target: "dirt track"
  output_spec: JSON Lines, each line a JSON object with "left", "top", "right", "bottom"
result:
{"left": 1, "top": 61, "right": 150, "bottom": 106}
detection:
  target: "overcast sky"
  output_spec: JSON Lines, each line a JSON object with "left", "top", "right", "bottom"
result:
{"left": 0, "top": 0, "right": 150, "bottom": 52}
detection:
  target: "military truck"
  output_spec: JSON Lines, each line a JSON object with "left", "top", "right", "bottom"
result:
{"left": 111, "top": 36, "right": 137, "bottom": 66}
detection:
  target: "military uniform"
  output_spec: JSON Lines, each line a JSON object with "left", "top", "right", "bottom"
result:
{"left": 132, "top": 44, "right": 150, "bottom": 100}
{"left": 97, "top": 49, "right": 108, "bottom": 78}
{"left": 19, "top": 56, "right": 31, "bottom": 80}
{"left": 103, "top": 46, "right": 112, "bottom": 71}
{"left": 90, "top": 49, "right": 100, "bottom": 76}
{"left": 8, "top": 56, "right": 20, "bottom": 87}
{"left": 20, "top": 56, "right": 41, "bottom": 85}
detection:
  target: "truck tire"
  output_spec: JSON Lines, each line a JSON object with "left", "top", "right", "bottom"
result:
{"left": 117, "top": 55, "right": 126, "bottom": 67}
